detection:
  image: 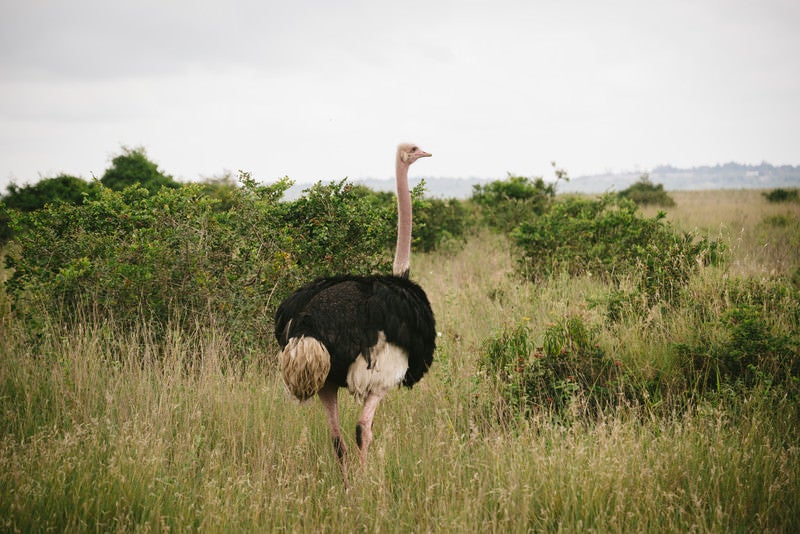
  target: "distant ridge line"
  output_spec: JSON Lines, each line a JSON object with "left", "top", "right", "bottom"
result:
{"left": 283, "top": 162, "right": 800, "bottom": 199}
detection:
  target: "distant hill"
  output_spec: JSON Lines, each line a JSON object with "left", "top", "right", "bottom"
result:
{"left": 561, "top": 162, "right": 800, "bottom": 194}
{"left": 283, "top": 162, "right": 800, "bottom": 199}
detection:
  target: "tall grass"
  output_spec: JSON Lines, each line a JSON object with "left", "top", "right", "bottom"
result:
{"left": 641, "top": 189, "right": 800, "bottom": 277}
{"left": 3, "top": 320, "right": 797, "bottom": 532}
{"left": 2, "top": 189, "right": 799, "bottom": 531}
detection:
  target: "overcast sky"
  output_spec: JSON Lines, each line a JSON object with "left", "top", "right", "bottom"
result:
{"left": 1, "top": 0, "right": 798, "bottom": 191}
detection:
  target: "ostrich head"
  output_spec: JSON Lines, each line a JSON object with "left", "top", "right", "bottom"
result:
{"left": 397, "top": 143, "right": 432, "bottom": 165}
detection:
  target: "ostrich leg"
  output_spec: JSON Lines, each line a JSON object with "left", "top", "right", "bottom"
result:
{"left": 318, "top": 382, "right": 348, "bottom": 480}
{"left": 355, "top": 392, "right": 384, "bottom": 465}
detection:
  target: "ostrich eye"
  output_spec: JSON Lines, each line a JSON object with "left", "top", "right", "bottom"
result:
{"left": 411, "top": 146, "right": 418, "bottom": 152}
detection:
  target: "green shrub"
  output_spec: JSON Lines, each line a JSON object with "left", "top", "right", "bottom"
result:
{"left": 1, "top": 174, "right": 96, "bottom": 211}
{"left": 606, "top": 232, "right": 726, "bottom": 319}
{"left": 472, "top": 174, "right": 557, "bottom": 233}
{"left": 1, "top": 147, "right": 178, "bottom": 243}
{"left": 512, "top": 195, "right": 725, "bottom": 315}
{"left": 512, "top": 195, "right": 645, "bottom": 279}
{"left": 480, "top": 281, "right": 800, "bottom": 423}
{"left": 479, "top": 317, "right": 634, "bottom": 420}
{"left": 412, "top": 196, "right": 470, "bottom": 252}
{"left": 197, "top": 173, "right": 241, "bottom": 212}
{"left": 4, "top": 175, "right": 395, "bottom": 355}
{"left": 347, "top": 182, "right": 471, "bottom": 253}
{"left": 618, "top": 174, "right": 675, "bottom": 207}
{"left": 675, "top": 304, "right": 800, "bottom": 398}
{"left": 0, "top": 175, "right": 99, "bottom": 243}
{"left": 280, "top": 179, "right": 394, "bottom": 280}
{"left": 763, "top": 188, "right": 799, "bottom": 203}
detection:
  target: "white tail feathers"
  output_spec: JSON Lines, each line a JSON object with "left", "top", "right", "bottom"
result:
{"left": 279, "top": 336, "right": 331, "bottom": 401}
{"left": 346, "top": 332, "right": 409, "bottom": 403}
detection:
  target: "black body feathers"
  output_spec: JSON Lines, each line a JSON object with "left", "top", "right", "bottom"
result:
{"left": 274, "top": 274, "right": 436, "bottom": 388}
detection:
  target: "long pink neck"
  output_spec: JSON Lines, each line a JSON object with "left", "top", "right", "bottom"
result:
{"left": 393, "top": 157, "right": 412, "bottom": 278}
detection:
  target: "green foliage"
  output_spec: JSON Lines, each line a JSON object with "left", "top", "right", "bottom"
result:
{"left": 606, "top": 232, "right": 726, "bottom": 319}
{"left": 346, "top": 181, "right": 470, "bottom": 253}
{"left": 0, "top": 147, "right": 178, "bottom": 243}
{"left": 479, "top": 317, "right": 633, "bottom": 419}
{"left": 0, "top": 175, "right": 98, "bottom": 243}
{"left": 618, "top": 174, "right": 675, "bottom": 206}
{"left": 412, "top": 196, "right": 470, "bottom": 252}
{"left": 1, "top": 174, "right": 95, "bottom": 211}
{"left": 3, "top": 175, "right": 395, "bottom": 354}
{"left": 763, "top": 188, "right": 799, "bottom": 203}
{"left": 100, "top": 147, "right": 180, "bottom": 194}
{"left": 3, "top": 165, "right": 469, "bottom": 356}
{"left": 197, "top": 173, "right": 241, "bottom": 212}
{"left": 472, "top": 174, "right": 557, "bottom": 233}
{"left": 512, "top": 195, "right": 725, "bottom": 315}
{"left": 672, "top": 277, "right": 800, "bottom": 399}
{"left": 347, "top": 184, "right": 395, "bottom": 207}
{"left": 675, "top": 304, "right": 799, "bottom": 398}
{"left": 513, "top": 195, "right": 643, "bottom": 279}
{"left": 280, "top": 179, "right": 395, "bottom": 279}
{"left": 481, "top": 280, "right": 800, "bottom": 422}
{"left": 4, "top": 179, "right": 277, "bottom": 351}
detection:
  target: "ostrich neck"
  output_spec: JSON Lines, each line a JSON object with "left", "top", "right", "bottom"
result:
{"left": 393, "top": 159, "right": 412, "bottom": 278}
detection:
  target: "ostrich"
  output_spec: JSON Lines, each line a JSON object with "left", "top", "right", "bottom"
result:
{"left": 274, "top": 143, "right": 436, "bottom": 477}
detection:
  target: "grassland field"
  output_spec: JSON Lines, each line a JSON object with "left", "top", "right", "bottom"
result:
{"left": 1, "top": 189, "right": 799, "bottom": 532}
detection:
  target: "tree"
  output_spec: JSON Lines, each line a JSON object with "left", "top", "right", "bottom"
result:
{"left": 1, "top": 174, "right": 94, "bottom": 211}
{"left": 100, "top": 147, "right": 180, "bottom": 194}
{"left": 618, "top": 174, "right": 675, "bottom": 207}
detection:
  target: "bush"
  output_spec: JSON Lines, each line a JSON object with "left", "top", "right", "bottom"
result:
{"left": 479, "top": 317, "right": 634, "bottom": 420}
{"left": 197, "top": 173, "right": 241, "bottom": 212}
{"left": 279, "top": 179, "right": 395, "bottom": 281}
{"left": 1, "top": 174, "right": 96, "bottom": 211}
{"left": 618, "top": 174, "right": 675, "bottom": 207}
{"left": 1, "top": 147, "right": 179, "bottom": 243}
{"left": 0, "top": 175, "right": 98, "bottom": 243}
{"left": 763, "top": 188, "right": 799, "bottom": 203}
{"left": 675, "top": 304, "right": 800, "bottom": 398}
{"left": 3, "top": 175, "right": 395, "bottom": 355}
{"left": 512, "top": 195, "right": 725, "bottom": 315}
{"left": 412, "top": 196, "right": 470, "bottom": 252}
{"left": 347, "top": 182, "right": 471, "bottom": 253}
{"left": 472, "top": 174, "right": 557, "bottom": 233}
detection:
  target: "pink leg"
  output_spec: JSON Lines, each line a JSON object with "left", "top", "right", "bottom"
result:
{"left": 355, "top": 392, "right": 384, "bottom": 465}
{"left": 318, "top": 382, "right": 348, "bottom": 479}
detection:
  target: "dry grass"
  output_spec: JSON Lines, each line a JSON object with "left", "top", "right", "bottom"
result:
{"left": 641, "top": 189, "right": 800, "bottom": 276}
{"left": 2, "top": 330, "right": 797, "bottom": 532}
{"left": 1, "top": 189, "right": 799, "bottom": 531}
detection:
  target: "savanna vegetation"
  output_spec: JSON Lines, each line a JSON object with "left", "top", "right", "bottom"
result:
{"left": 1, "top": 151, "right": 799, "bottom": 531}
{"left": 617, "top": 174, "right": 676, "bottom": 207}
